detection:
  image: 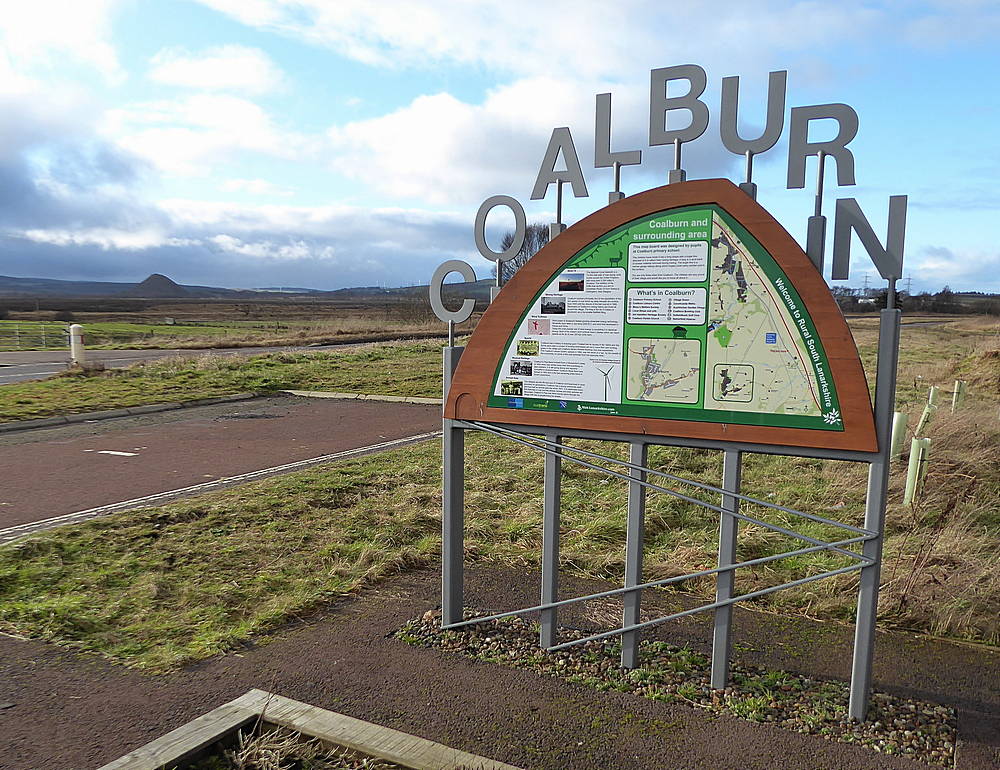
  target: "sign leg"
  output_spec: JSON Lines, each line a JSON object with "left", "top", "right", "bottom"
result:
{"left": 621, "top": 442, "right": 647, "bottom": 669}
{"left": 540, "top": 436, "right": 562, "bottom": 648}
{"left": 441, "top": 418, "right": 465, "bottom": 626}
{"left": 441, "top": 345, "right": 466, "bottom": 628}
{"left": 711, "top": 449, "right": 742, "bottom": 689}
{"left": 849, "top": 308, "right": 900, "bottom": 720}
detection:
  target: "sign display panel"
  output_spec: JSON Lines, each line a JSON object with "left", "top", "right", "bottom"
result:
{"left": 488, "top": 204, "right": 842, "bottom": 431}
{"left": 445, "top": 180, "right": 877, "bottom": 452}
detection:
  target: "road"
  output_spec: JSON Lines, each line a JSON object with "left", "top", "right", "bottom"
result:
{"left": 0, "top": 395, "right": 441, "bottom": 539}
{"left": 0, "top": 343, "right": 372, "bottom": 384}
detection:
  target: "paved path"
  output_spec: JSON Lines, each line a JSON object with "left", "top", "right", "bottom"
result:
{"left": 0, "top": 396, "right": 441, "bottom": 533}
{"left": 1, "top": 566, "right": 996, "bottom": 769}
{"left": 0, "top": 343, "right": 368, "bottom": 384}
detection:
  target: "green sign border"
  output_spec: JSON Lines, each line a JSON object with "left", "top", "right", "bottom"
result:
{"left": 487, "top": 204, "right": 843, "bottom": 431}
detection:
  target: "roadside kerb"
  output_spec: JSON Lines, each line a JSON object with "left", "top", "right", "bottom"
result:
{"left": 0, "top": 393, "right": 262, "bottom": 434}
{"left": 282, "top": 389, "right": 442, "bottom": 404}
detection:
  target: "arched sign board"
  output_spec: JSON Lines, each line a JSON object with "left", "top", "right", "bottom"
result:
{"left": 445, "top": 179, "right": 877, "bottom": 454}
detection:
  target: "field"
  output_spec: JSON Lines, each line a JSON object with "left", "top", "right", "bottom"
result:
{"left": 0, "top": 316, "right": 996, "bottom": 671}
{"left": 0, "top": 296, "right": 474, "bottom": 350}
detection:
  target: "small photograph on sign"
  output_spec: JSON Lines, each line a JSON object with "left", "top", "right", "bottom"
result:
{"left": 558, "top": 272, "right": 586, "bottom": 291}
{"left": 500, "top": 380, "right": 523, "bottom": 396}
{"left": 510, "top": 360, "right": 533, "bottom": 376}
{"left": 516, "top": 339, "right": 540, "bottom": 355}
{"left": 523, "top": 319, "right": 550, "bottom": 336}
{"left": 540, "top": 295, "right": 566, "bottom": 314}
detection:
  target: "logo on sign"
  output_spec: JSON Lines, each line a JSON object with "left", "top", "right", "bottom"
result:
{"left": 507, "top": 397, "right": 524, "bottom": 408}
{"left": 765, "top": 332, "right": 777, "bottom": 344}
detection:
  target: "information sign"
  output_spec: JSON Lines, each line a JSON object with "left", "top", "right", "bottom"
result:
{"left": 445, "top": 180, "right": 876, "bottom": 452}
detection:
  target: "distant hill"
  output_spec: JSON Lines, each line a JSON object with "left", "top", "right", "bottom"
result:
{"left": 0, "top": 274, "right": 261, "bottom": 299}
{"left": 0, "top": 274, "right": 495, "bottom": 301}
{"left": 118, "top": 274, "right": 191, "bottom": 298}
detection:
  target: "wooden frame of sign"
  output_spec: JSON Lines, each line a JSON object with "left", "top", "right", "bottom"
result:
{"left": 445, "top": 179, "right": 877, "bottom": 453}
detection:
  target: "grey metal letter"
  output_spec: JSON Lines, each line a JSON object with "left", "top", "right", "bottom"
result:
{"left": 649, "top": 64, "right": 710, "bottom": 146}
{"left": 530, "top": 127, "right": 589, "bottom": 200}
{"left": 711, "top": 450, "right": 743, "bottom": 689}
{"left": 848, "top": 308, "right": 901, "bottom": 721}
{"left": 832, "top": 196, "right": 907, "bottom": 281}
{"left": 474, "top": 195, "right": 526, "bottom": 263}
{"left": 621, "top": 442, "right": 647, "bottom": 669}
{"left": 720, "top": 70, "right": 787, "bottom": 155}
{"left": 786, "top": 104, "right": 859, "bottom": 189}
{"left": 429, "top": 259, "right": 476, "bottom": 324}
{"left": 540, "top": 436, "right": 562, "bottom": 648}
{"left": 595, "top": 93, "right": 642, "bottom": 168}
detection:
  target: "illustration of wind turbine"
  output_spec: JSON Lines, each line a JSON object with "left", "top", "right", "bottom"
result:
{"left": 595, "top": 364, "right": 617, "bottom": 401}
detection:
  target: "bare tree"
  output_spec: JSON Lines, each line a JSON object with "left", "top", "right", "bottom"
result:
{"left": 492, "top": 223, "right": 550, "bottom": 285}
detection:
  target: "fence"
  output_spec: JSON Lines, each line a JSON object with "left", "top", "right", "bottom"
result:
{"left": 0, "top": 322, "right": 70, "bottom": 351}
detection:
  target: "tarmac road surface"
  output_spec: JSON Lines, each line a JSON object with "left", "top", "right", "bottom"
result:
{"left": 0, "top": 395, "right": 441, "bottom": 535}
{"left": 0, "top": 342, "right": 372, "bottom": 384}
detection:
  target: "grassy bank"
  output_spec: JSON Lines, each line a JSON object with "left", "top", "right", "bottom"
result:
{"left": 0, "top": 380, "right": 996, "bottom": 670}
{"left": 0, "top": 342, "right": 443, "bottom": 421}
{"left": 0, "top": 319, "right": 997, "bottom": 670}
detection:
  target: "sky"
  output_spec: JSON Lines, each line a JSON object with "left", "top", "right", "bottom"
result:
{"left": 0, "top": 0, "right": 997, "bottom": 293}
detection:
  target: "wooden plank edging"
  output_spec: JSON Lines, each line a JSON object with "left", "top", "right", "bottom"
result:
{"left": 97, "top": 689, "right": 522, "bottom": 770}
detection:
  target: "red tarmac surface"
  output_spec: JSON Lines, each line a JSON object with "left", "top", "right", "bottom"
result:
{"left": 0, "top": 396, "right": 441, "bottom": 530}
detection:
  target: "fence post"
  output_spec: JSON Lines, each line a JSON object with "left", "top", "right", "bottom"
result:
{"left": 889, "top": 412, "right": 908, "bottom": 461}
{"left": 914, "top": 403, "right": 935, "bottom": 436}
{"left": 69, "top": 324, "right": 86, "bottom": 366}
{"left": 951, "top": 380, "right": 966, "bottom": 413}
{"left": 903, "top": 438, "right": 931, "bottom": 505}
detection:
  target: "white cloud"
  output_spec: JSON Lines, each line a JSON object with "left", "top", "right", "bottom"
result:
{"left": 325, "top": 74, "right": 741, "bottom": 207}
{"left": 194, "top": 0, "right": 882, "bottom": 80}
{"left": 209, "top": 234, "right": 329, "bottom": 260}
{"left": 17, "top": 227, "right": 192, "bottom": 251}
{"left": 149, "top": 45, "right": 286, "bottom": 94}
{"left": 104, "top": 93, "right": 316, "bottom": 176}
{"left": 0, "top": 0, "right": 122, "bottom": 82}
{"left": 220, "top": 178, "right": 294, "bottom": 196}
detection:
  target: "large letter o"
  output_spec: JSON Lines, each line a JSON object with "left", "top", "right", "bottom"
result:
{"left": 429, "top": 259, "right": 477, "bottom": 324}
{"left": 474, "top": 195, "right": 526, "bottom": 263}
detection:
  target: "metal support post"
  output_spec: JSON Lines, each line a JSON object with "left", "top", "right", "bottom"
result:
{"left": 609, "top": 161, "right": 625, "bottom": 204}
{"left": 441, "top": 346, "right": 465, "bottom": 626}
{"left": 668, "top": 139, "right": 686, "bottom": 184}
{"left": 540, "top": 436, "right": 562, "bottom": 648}
{"left": 711, "top": 449, "right": 743, "bottom": 689}
{"left": 621, "top": 442, "right": 647, "bottom": 668}
{"left": 848, "top": 308, "right": 901, "bottom": 721}
{"left": 739, "top": 150, "right": 757, "bottom": 199}
{"left": 806, "top": 150, "right": 827, "bottom": 272}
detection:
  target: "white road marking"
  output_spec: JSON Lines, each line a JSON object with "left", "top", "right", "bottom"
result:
{"left": 0, "top": 430, "right": 441, "bottom": 544}
{"left": 96, "top": 450, "right": 138, "bottom": 456}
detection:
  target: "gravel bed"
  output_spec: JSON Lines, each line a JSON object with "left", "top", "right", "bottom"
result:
{"left": 398, "top": 611, "right": 957, "bottom": 767}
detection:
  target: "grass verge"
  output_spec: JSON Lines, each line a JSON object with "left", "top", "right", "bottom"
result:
{"left": 0, "top": 319, "right": 996, "bottom": 669}
{"left": 0, "top": 342, "right": 443, "bottom": 421}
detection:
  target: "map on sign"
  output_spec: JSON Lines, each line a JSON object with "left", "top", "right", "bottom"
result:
{"left": 626, "top": 338, "right": 700, "bottom": 403}
{"left": 488, "top": 204, "right": 842, "bottom": 431}
{"left": 703, "top": 213, "right": 823, "bottom": 417}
